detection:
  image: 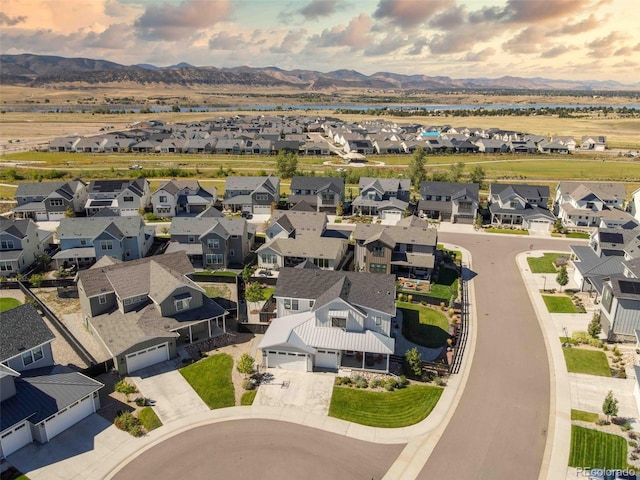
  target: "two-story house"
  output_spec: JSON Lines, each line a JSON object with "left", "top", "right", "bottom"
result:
{"left": 78, "top": 252, "right": 228, "bottom": 375}
{"left": 581, "top": 135, "right": 606, "bottom": 151}
{"left": 489, "top": 183, "right": 555, "bottom": 230}
{"left": 0, "top": 218, "right": 53, "bottom": 277}
{"left": 13, "top": 180, "right": 88, "bottom": 221}
{"left": 222, "top": 175, "right": 280, "bottom": 215}
{"left": 555, "top": 181, "right": 627, "bottom": 229}
{"left": 353, "top": 215, "right": 438, "bottom": 278}
{"left": 151, "top": 179, "right": 216, "bottom": 217}
{"left": 258, "top": 268, "right": 396, "bottom": 372}
{"left": 0, "top": 304, "right": 103, "bottom": 459}
{"left": 418, "top": 181, "right": 479, "bottom": 224}
{"left": 599, "top": 257, "right": 640, "bottom": 342}
{"left": 352, "top": 177, "right": 410, "bottom": 223}
{"left": 166, "top": 216, "right": 252, "bottom": 269}
{"left": 288, "top": 176, "right": 345, "bottom": 214}
{"left": 53, "top": 212, "right": 155, "bottom": 269}
{"left": 85, "top": 178, "right": 150, "bottom": 216}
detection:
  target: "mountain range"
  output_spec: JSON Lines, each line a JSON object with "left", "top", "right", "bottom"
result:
{"left": 1, "top": 53, "right": 638, "bottom": 92}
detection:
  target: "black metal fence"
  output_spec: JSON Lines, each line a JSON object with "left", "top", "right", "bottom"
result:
{"left": 449, "top": 263, "right": 469, "bottom": 375}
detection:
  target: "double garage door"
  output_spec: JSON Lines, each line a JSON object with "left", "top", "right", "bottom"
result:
{"left": 43, "top": 394, "right": 96, "bottom": 442}
{"left": 126, "top": 343, "right": 169, "bottom": 373}
{"left": 266, "top": 351, "right": 309, "bottom": 371}
{"left": 253, "top": 205, "right": 272, "bottom": 215}
{"left": 1, "top": 422, "right": 31, "bottom": 459}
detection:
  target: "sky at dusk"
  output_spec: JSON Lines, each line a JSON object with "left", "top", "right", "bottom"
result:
{"left": 1, "top": 0, "right": 639, "bottom": 83}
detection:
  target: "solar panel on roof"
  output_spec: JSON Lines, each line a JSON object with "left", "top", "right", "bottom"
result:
{"left": 619, "top": 280, "right": 640, "bottom": 295}
{"left": 600, "top": 232, "right": 623, "bottom": 243}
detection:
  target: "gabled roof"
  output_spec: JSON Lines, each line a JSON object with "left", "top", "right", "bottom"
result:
{"left": 358, "top": 177, "right": 410, "bottom": 193}
{"left": 57, "top": 215, "right": 145, "bottom": 241}
{"left": 557, "top": 182, "right": 625, "bottom": 202}
{"left": 169, "top": 217, "right": 246, "bottom": 238}
{"left": 196, "top": 206, "right": 224, "bottom": 218}
{"left": 0, "top": 218, "right": 33, "bottom": 239}
{"left": 0, "top": 304, "right": 55, "bottom": 363}
{"left": 490, "top": 183, "right": 550, "bottom": 200}
{"left": 257, "top": 236, "right": 346, "bottom": 261}
{"left": 268, "top": 210, "right": 327, "bottom": 237}
{"left": 353, "top": 222, "right": 438, "bottom": 247}
{"left": 88, "top": 178, "right": 147, "bottom": 196}
{"left": 290, "top": 176, "right": 345, "bottom": 194}
{"left": 419, "top": 181, "right": 479, "bottom": 201}
{"left": 289, "top": 200, "right": 316, "bottom": 212}
{"left": 224, "top": 175, "right": 279, "bottom": 194}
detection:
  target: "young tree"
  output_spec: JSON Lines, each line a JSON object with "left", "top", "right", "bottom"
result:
{"left": 602, "top": 390, "right": 619, "bottom": 423}
{"left": 236, "top": 353, "right": 255, "bottom": 377}
{"left": 336, "top": 201, "right": 344, "bottom": 216}
{"left": 448, "top": 161, "right": 465, "bottom": 182}
{"left": 405, "top": 347, "right": 423, "bottom": 379}
{"left": 556, "top": 265, "right": 569, "bottom": 291}
{"left": 275, "top": 151, "right": 298, "bottom": 178}
{"left": 64, "top": 206, "right": 75, "bottom": 218}
{"left": 588, "top": 312, "right": 602, "bottom": 338}
{"left": 244, "top": 282, "right": 264, "bottom": 311}
{"left": 29, "top": 273, "right": 45, "bottom": 288}
{"left": 241, "top": 265, "right": 256, "bottom": 285}
{"left": 469, "top": 165, "right": 486, "bottom": 186}
{"left": 407, "top": 147, "right": 427, "bottom": 188}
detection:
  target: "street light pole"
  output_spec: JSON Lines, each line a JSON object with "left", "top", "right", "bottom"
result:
{"left": 543, "top": 275, "right": 547, "bottom": 292}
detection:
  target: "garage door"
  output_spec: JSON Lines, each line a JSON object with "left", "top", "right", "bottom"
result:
{"left": 380, "top": 211, "right": 402, "bottom": 223}
{"left": 315, "top": 350, "right": 339, "bottom": 369}
{"left": 44, "top": 394, "right": 95, "bottom": 441}
{"left": 266, "top": 351, "right": 308, "bottom": 371}
{"left": 253, "top": 205, "right": 272, "bottom": 214}
{"left": 1, "top": 422, "right": 32, "bottom": 459}
{"left": 126, "top": 343, "right": 169, "bottom": 373}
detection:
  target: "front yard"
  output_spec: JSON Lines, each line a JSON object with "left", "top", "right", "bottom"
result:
{"left": 485, "top": 227, "right": 529, "bottom": 235}
{"left": 180, "top": 353, "right": 235, "bottom": 409}
{"left": 569, "top": 426, "right": 628, "bottom": 470}
{"left": 398, "top": 301, "right": 451, "bottom": 349}
{"left": 527, "top": 253, "right": 567, "bottom": 273}
{"left": 329, "top": 385, "right": 443, "bottom": 428}
{"left": 542, "top": 295, "right": 578, "bottom": 313}
{"left": 563, "top": 347, "right": 611, "bottom": 377}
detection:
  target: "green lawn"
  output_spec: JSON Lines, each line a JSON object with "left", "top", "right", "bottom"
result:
{"left": 398, "top": 301, "right": 451, "bottom": 348}
{"left": 429, "top": 267, "right": 459, "bottom": 301}
{"left": 261, "top": 287, "right": 275, "bottom": 300}
{"left": 571, "top": 409, "right": 599, "bottom": 423}
{"left": 241, "top": 390, "right": 257, "bottom": 406}
{"left": 437, "top": 244, "right": 462, "bottom": 263}
{"left": 563, "top": 348, "right": 611, "bottom": 377}
{"left": 565, "top": 232, "right": 591, "bottom": 239}
{"left": 329, "top": 385, "right": 443, "bottom": 428}
{"left": 0, "top": 297, "right": 22, "bottom": 312}
{"left": 137, "top": 407, "right": 162, "bottom": 431}
{"left": 180, "top": 354, "right": 235, "bottom": 409}
{"left": 542, "top": 295, "right": 577, "bottom": 313}
{"left": 485, "top": 228, "right": 529, "bottom": 235}
{"left": 527, "top": 253, "right": 566, "bottom": 273}
{"left": 569, "top": 426, "right": 628, "bottom": 470}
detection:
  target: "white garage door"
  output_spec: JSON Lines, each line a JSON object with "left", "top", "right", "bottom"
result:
{"left": 315, "top": 350, "right": 339, "bottom": 369}
{"left": 527, "top": 220, "right": 550, "bottom": 232}
{"left": 48, "top": 211, "right": 66, "bottom": 220}
{"left": 126, "top": 343, "right": 169, "bottom": 373}
{"left": 266, "top": 351, "right": 308, "bottom": 371}
{"left": 1, "top": 422, "right": 32, "bottom": 459}
{"left": 44, "top": 394, "right": 95, "bottom": 441}
{"left": 381, "top": 210, "right": 402, "bottom": 221}
{"left": 253, "top": 205, "right": 272, "bottom": 214}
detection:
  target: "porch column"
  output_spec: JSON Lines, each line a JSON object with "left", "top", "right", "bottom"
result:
{"left": 188, "top": 324, "right": 193, "bottom": 343}
{"left": 361, "top": 351, "right": 365, "bottom": 369}
{"left": 386, "top": 354, "right": 390, "bottom": 373}
{"left": 208, "top": 318, "right": 212, "bottom": 338}
{"left": 223, "top": 314, "right": 227, "bottom": 333}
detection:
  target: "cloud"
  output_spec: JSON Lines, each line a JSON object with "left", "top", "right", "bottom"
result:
{"left": 470, "top": 0, "right": 587, "bottom": 24}
{"left": 613, "top": 43, "right": 640, "bottom": 56}
{"left": 0, "top": 12, "right": 26, "bottom": 26}
{"left": 587, "top": 31, "right": 629, "bottom": 57}
{"left": 540, "top": 45, "right": 576, "bottom": 58}
{"left": 502, "top": 27, "right": 545, "bottom": 54}
{"left": 548, "top": 14, "right": 600, "bottom": 36}
{"left": 83, "top": 23, "right": 132, "bottom": 49}
{"left": 407, "top": 37, "right": 428, "bottom": 56}
{"left": 134, "top": 0, "right": 233, "bottom": 41}
{"left": 428, "top": 5, "right": 466, "bottom": 29}
{"left": 428, "top": 27, "right": 497, "bottom": 55}
{"left": 0, "top": 28, "right": 83, "bottom": 54}
{"left": 208, "top": 31, "right": 245, "bottom": 51}
{"left": 270, "top": 28, "right": 307, "bottom": 54}
{"left": 298, "top": 0, "right": 338, "bottom": 20}
{"left": 312, "top": 13, "right": 372, "bottom": 50}
{"left": 462, "top": 47, "right": 495, "bottom": 62}
{"left": 373, "top": 0, "right": 453, "bottom": 28}
{"left": 364, "top": 33, "right": 407, "bottom": 56}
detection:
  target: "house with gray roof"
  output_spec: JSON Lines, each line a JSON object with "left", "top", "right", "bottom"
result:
{"left": 53, "top": 214, "right": 154, "bottom": 269}
{"left": 166, "top": 217, "right": 252, "bottom": 269}
{"left": 353, "top": 216, "right": 438, "bottom": 277}
{"left": 85, "top": 178, "right": 150, "bottom": 216}
{"left": 418, "top": 181, "right": 479, "bottom": 224}
{"left": 555, "top": 181, "right": 626, "bottom": 229}
{"left": 288, "top": 176, "right": 344, "bottom": 214}
{"left": 14, "top": 180, "right": 88, "bottom": 221}
{"left": 0, "top": 218, "right": 53, "bottom": 277}
{"left": 0, "top": 304, "right": 103, "bottom": 459}
{"left": 151, "top": 179, "right": 216, "bottom": 217}
{"left": 489, "top": 183, "right": 555, "bottom": 231}
{"left": 78, "top": 252, "right": 228, "bottom": 375}
{"left": 258, "top": 268, "right": 396, "bottom": 372}
{"left": 352, "top": 177, "right": 410, "bottom": 223}
{"left": 600, "top": 272, "right": 640, "bottom": 342}
{"left": 222, "top": 175, "right": 280, "bottom": 215}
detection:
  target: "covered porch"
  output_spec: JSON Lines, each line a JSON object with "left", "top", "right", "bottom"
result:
{"left": 340, "top": 350, "right": 389, "bottom": 372}
{"left": 172, "top": 313, "right": 228, "bottom": 346}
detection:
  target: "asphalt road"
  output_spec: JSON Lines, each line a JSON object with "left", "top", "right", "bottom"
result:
{"left": 418, "top": 233, "right": 577, "bottom": 480}
{"left": 113, "top": 419, "right": 404, "bottom": 480}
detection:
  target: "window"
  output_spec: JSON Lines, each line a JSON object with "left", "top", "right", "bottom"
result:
{"left": 22, "top": 346, "right": 43, "bottom": 366}
{"left": 206, "top": 253, "right": 223, "bottom": 265}
{"left": 188, "top": 235, "right": 196, "bottom": 243}
{"left": 123, "top": 196, "right": 134, "bottom": 202}
{"left": 371, "top": 246, "right": 385, "bottom": 257}
{"left": 509, "top": 201, "right": 519, "bottom": 209}
{"left": 261, "top": 253, "right": 278, "bottom": 264}
{"left": 374, "top": 316, "right": 382, "bottom": 326}
{"left": 602, "top": 287, "right": 613, "bottom": 313}
{"left": 98, "top": 294, "right": 107, "bottom": 304}
{"left": 80, "top": 239, "right": 87, "bottom": 246}
{"left": 256, "top": 194, "right": 268, "bottom": 201}
{"left": 50, "top": 198, "right": 64, "bottom": 207}
{"left": 283, "top": 299, "right": 299, "bottom": 310}
{"left": 313, "top": 258, "right": 329, "bottom": 268}
{"left": 0, "top": 262, "right": 13, "bottom": 271}
{"left": 175, "top": 297, "right": 191, "bottom": 311}
{"left": 207, "top": 238, "right": 220, "bottom": 249}
{"left": 0, "top": 240, "right": 14, "bottom": 250}
{"left": 370, "top": 263, "right": 387, "bottom": 273}
{"left": 100, "top": 240, "right": 113, "bottom": 250}
{"left": 229, "top": 249, "right": 235, "bottom": 257}
{"left": 159, "top": 195, "right": 167, "bottom": 203}
{"left": 331, "top": 317, "right": 346, "bottom": 328}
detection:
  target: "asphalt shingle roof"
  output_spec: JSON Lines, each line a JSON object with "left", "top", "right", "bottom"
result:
{"left": 0, "top": 304, "right": 55, "bottom": 363}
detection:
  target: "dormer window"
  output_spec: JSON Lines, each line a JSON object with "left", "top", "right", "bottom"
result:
{"left": 331, "top": 317, "right": 346, "bottom": 329}
{"left": 22, "top": 346, "right": 44, "bottom": 366}
{"left": 174, "top": 296, "right": 191, "bottom": 312}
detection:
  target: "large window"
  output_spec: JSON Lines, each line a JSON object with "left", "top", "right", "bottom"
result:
{"left": 123, "top": 196, "right": 134, "bottom": 203}
{"left": 256, "top": 194, "right": 268, "bottom": 201}
{"left": 371, "top": 246, "right": 385, "bottom": 257}
{"left": 100, "top": 240, "right": 113, "bottom": 250}
{"left": 175, "top": 297, "right": 191, "bottom": 311}
{"left": 283, "top": 298, "right": 299, "bottom": 311}
{"left": 22, "top": 346, "right": 44, "bottom": 366}
{"left": 313, "top": 258, "right": 330, "bottom": 269}
{"left": 331, "top": 317, "right": 346, "bottom": 328}
{"left": 369, "top": 263, "right": 387, "bottom": 273}
{"left": 206, "top": 253, "right": 224, "bottom": 265}
{"left": 49, "top": 199, "right": 64, "bottom": 207}
{"left": 0, "top": 240, "right": 14, "bottom": 250}
{"left": 159, "top": 195, "right": 167, "bottom": 203}
{"left": 0, "top": 262, "right": 13, "bottom": 271}
{"left": 207, "top": 238, "right": 220, "bottom": 249}
{"left": 98, "top": 294, "right": 107, "bottom": 304}
{"left": 261, "top": 253, "right": 278, "bottom": 264}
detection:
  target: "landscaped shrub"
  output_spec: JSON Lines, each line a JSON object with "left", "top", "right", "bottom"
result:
{"left": 613, "top": 345, "right": 622, "bottom": 357}
{"left": 114, "top": 379, "right": 137, "bottom": 396}
{"left": 629, "top": 440, "right": 637, "bottom": 447}
{"left": 242, "top": 378, "right": 256, "bottom": 390}
{"left": 369, "top": 378, "right": 383, "bottom": 389}
{"left": 384, "top": 378, "right": 397, "bottom": 391}
{"left": 434, "top": 376, "right": 447, "bottom": 387}
{"left": 595, "top": 418, "right": 607, "bottom": 426}
{"left": 621, "top": 422, "right": 632, "bottom": 432}
{"left": 114, "top": 411, "right": 144, "bottom": 436}
{"left": 354, "top": 378, "right": 368, "bottom": 389}
{"left": 335, "top": 376, "right": 351, "bottom": 385}
{"left": 398, "top": 375, "right": 409, "bottom": 388}
{"left": 629, "top": 431, "right": 638, "bottom": 440}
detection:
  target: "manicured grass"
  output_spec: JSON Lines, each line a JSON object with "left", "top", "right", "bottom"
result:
{"left": 137, "top": 407, "right": 162, "bottom": 431}
{"left": 485, "top": 227, "right": 529, "bottom": 235}
{"left": 571, "top": 409, "right": 599, "bottom": 423}
{"left": 542, "top": 295, "right": 577, "bottom": 313}
{"left": 527, "top": 253, "right": 566, "bottom": 273}
{"left": 329, "top": 385, "right": 443, "bottom": 428}
{"left": 261, "top": 287, "right": 275, "bottom": 300}
{"left": 398, "top": 301, "right": 451, "bottom": 348}
{"left": 565, "top": 232, "right": 591, "bottom": 239}
{"left": 0, "top": 297, "right": 22, "bottom": 312}
{"left": 562, "top": 347, "right": 611, "bottom": 377}
{"left": 193, "top": 270, "right": 237, "bottom": 277}
{"left": 429, "top": 267, "right": 459, "bottom": 301}
{"left": 241, "top": 390, "right": 257, "bottom": 406}
{"left": 180, "top": 354, "right": 235, "bottom": 409}
{"left": 569, "top": 426, "right": 628, "bottom": 470}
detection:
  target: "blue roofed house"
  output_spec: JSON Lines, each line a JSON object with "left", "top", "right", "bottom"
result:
{"left": 151, "top": 179, "right": 217, "bottom": 217}
{"left": 258, "top": 268, "right": 396, "bottom": 372}
{"left": 0, "top": 304, "right": 103, "bottom": 459}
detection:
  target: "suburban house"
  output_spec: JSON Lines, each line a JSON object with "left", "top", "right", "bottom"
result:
{"left": 85, "top": 178, "right": 150, "bottom": 216}
{"left": 581, "top": 135, "right": 606, "bottom": 151}
{"left": 13, "top": 180, "right": 88, "bottom": 221}
{"left": 53, "top": 212, "right": 155, "bottom": 269}
{"left": 352, "top": 177, "right": 410, "bottom": 222}
{"left": 166, "top": 216, "right": 252, "bottom": 269}
{"left": 418, "top": 181, "right": 479, "bottom": 224}
{"left": 599, "top": 257, "right": 640, "bottom": 342}
{"left": 0, "top": 304, "right": 103, "bottom": 459}
{"left": 222, "top": 175, "right": 280, "bottom": 215}
{"left": 288, "top": 176, "right": 345, "bottom": 213}
{"left": 555, "top": 182, "right": 627, "bottom": 229}
{"left": 151, "top": 179, "right": 216, "bottom": 217}
{"left": 488, "top": 183, "right": 555, "bottom": 231}
{"left": 258, "top": 268, "right": 397, "bottom": 372}
{"left": 630, "top": 188, "right": 640, "bottom": 223}
{"left": 78, "top": 252, "right": 228, "bottom": 375}
{"left": 0, "top": 218, "right": 53, "bottom": 277}
{"left": 353, "top": 215, "right": 438, "bottom": 277}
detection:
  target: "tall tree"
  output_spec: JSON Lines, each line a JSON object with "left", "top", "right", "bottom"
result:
{"left": 275, "top": 151, "right": 298, "bottom": 178}
{"left": 244, "top": 282, "right": 264, "bottom": 312}
{"left": 407, "top": 147, "right": 427, "bottom": 188}
{"left": 448, "top": 161, "right": 465, "bottom": 182}
{"left": 602, "top": 390, "right": 619, "bottom": 423}
{"left": 556, "top": 265, "right": 569, "bottom": 291}
{"left": 469, "top": 165, "right": 486, "bottom": 185}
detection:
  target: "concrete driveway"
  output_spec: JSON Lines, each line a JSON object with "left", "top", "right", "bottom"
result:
{"left": 130, "top": 360, "right": 209, "bottom": 424}
{"left": 253, "top": 369, "right": 335, "bottom": 415}
{"left": 569, "top": 372, "right": 639, "bottom": 419}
